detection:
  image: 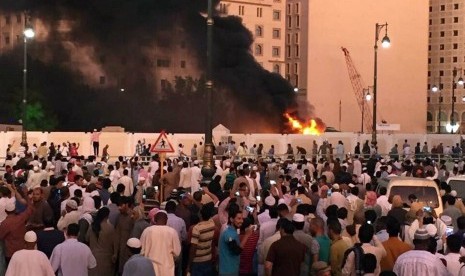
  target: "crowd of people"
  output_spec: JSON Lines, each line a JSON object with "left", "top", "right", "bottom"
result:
{"left": 2, "top": 138, "right": 465, "bottom": 275}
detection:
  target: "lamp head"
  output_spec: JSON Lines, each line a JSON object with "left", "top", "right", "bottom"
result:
{"left": 293, "top": 87, "right": 299, "bottom": 93}
{"left": 458, "top": 77, "right": 464, "bottom": 86}
{"left": 365, "top": 92, "right": 372, "bottom": 101}
{"left": 24, "top": 27, "right": 35, "bottom": 39}
{"left": 381, "top": 35, "right": 390, "bottom": 48}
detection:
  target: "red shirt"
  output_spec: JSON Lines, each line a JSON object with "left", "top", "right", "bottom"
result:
{"left": 240, "top": 231, "right": 259, "bottom": 274}
{"left": 0, "top": 204, "right": 34, "bottom": 257}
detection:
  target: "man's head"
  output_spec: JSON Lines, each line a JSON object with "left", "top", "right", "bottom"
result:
{"left": 447, "top": 234, "right": 461, "bottom": 253}
{"left": 358, "top": 223, "right": 374, "bottom": 243}
{"left": 292, "top": 214, "right": 305, "bottom": 230}
{"left": 127, "top": 238, "right": 142, "bottom": 255}
{"left": 327, "top": 218, "right": 342, "bottom": 240}
{"left": 279, "top": 219, "right": 295, "bottom": 236}
{"left": 386, "top": 216, "right": 401, "bottom": 237}
{"left": 66, "top": 223, "right": 80, "bottom": 238}
{"left": 310, "top": 217, "right": 325, "bottom": 236}
{"left": 24, "top": 231, "right": 37, "bottom": 250}
{"left": 165, "top": 200, "right": 177, "bottom": 214}
{"left": 154, "top": 211, "right": 168, "bottom": 225}
{"left": 364, "top": 253, "right": 377, "bottom": 274}
{"left": 228, "top": 208, "right": 243, "bottom": 229}
{"left": 413, "top": 228, "right": 432, "bottom": 251}
{"left": 118, "top": 196, "right": 131, "bottom": 214}
{"left": 32, "top": 187, "right": 44, "bottom": 202}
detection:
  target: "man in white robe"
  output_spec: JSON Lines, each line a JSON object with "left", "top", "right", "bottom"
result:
{"left": 6, "top": 231, "right": 54, "bottom": 276}
{"left": 140, "top": 211, "right": 181, "bottom": 276}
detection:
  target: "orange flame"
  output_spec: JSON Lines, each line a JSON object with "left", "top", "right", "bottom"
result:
{"left": 284, "top": 113, "right": 324, "bottom": 135}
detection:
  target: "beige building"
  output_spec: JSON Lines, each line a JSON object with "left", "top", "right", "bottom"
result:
{"left": 219, "top": 0, "right": 286, "bottom": 77}
{"left": 0, "top": 12, "right": 27, "bottom": 54}
{"left": 428, "top": 0, "right": 465, "bottom": 134}
{"left": 304, "top": 0, "right": 428, "bottom": 133}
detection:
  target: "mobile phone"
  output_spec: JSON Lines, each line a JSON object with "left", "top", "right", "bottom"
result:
{"left": 252, "top": 225, "right": 258, "bottom": 231}
{"left": 199, "top": 187, "right": 203, "bottom": 191}
{"left": 446, "top": 226, "right": 454, "bottom": 236}
{"left": 63, "top": 181, "right": 68, "bottom": 187}
{"left": 367, "top": 220, "right": 372, "bottom": 225}
{"left": 270, "top": 180, "right": 276, "bottom": 185}
{"left": 235, "top": 191, "right": 240, "bottom": 196}
{"left": 155, "top": 186, "right": 159, "bottom": 191}
{"left": 246, "top": 206, "right": 254, "bottom": 212}
{"left": 256, "top": 196, "right": 261, "bottom": 201}
{"left": 143, "top": 194, "right": 146, "bottom": 199}
{"left": 327, "top": 189, "right": 332, "bottom": 196}
{"left": 296, "top": 198, "right": 302, "bottom": 204}
{"left": 423, "top": 206, "right": 432, "bottom": 212}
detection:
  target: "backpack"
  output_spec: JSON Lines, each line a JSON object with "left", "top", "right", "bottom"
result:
{"left": 341, "top": 243, "right": 365, "bottom": 276}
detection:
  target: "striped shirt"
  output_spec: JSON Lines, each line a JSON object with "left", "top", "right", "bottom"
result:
{"left": 190, "top": 219, "right": 216, "bottom": 263}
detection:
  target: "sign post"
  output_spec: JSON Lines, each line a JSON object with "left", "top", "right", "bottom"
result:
{"left": 150, "top": 131, "right": 175, "bottom": 202}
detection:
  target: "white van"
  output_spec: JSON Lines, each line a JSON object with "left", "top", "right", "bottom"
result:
{"left": 447, "top": 176, "right": 465, "bottom": 199}
{"left": 386, "top": 177, "right": 443, "bottom": 215}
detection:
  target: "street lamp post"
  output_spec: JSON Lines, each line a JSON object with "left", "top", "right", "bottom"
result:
{"left": 21, "top": 20, "right": 35, "bottom": 145}
{"left": 449, "top": 67, "right": 464, "bottom": 133}
{"left": 201, "top": 0, "right": 216, "bottom": 183}
{"left": 431, "top": 76, "right": 442, "bottom": 133}
{"left": 372, "top": 22, "right": 390, "bottom": 145}
{"left": 362, "top": 88, "right": 372, "bottom": 133}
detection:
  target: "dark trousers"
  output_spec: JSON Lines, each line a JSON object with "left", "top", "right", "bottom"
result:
{"left": 191, "top": 261, "right": 214, "bottom": 276}
{"left": 93, "top": 141, "right": 99, "bottom": 156}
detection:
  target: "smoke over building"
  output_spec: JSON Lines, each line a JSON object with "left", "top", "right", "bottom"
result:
{"left": 0, "top": 0, "right": 304, "bottom": 133}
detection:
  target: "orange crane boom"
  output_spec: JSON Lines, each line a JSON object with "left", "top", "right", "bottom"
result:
{"left": 341, "top": 47, "right": 373, "bottom": 133}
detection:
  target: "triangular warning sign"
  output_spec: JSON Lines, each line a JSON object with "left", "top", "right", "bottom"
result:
{"left": 150, "top": 131, "right": 175, "bottom": 153}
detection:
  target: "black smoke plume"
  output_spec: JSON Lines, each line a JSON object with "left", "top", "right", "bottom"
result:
{"left": 0, "top": 0, "right": 302, "bottom": 133}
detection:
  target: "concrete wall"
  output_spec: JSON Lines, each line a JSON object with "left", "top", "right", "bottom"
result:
{"left": 307, "top": 0, "right": 429, "bottom": 133}
{"left": 1, "top": 131, "right": 462, "bottom": 158}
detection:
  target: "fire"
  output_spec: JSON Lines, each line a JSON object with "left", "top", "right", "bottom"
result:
{"left": 284, "top": 113, "right": 324, "bottom": 135}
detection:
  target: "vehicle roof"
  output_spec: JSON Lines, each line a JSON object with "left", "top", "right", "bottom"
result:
{"left": 388, "top": 177, "right": 438, "bottom": 187}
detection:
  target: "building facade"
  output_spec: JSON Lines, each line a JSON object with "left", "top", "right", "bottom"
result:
{"left": 0, "top": 12, "right": 26, "bottom": 54}
{"left": 427, "top": 0, "right": 465, "bottom": 134}
{"left": 219, "top": 0, "right": 286, "bottom": 77}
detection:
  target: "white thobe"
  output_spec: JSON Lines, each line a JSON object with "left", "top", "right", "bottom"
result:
{"left": 393, "top": 250, "right": 451, "bottom": 276}
{"left": 190, "top": 166, "right": 202, "bottom": 192}
{"left": 140, "top": 225, "right": 181, "bottom": 276}
{"left": 376, "top": 195, "right": 391, "bottom": 216}
{"left": 6, "top": 249, "right": 54, "bottom": 276}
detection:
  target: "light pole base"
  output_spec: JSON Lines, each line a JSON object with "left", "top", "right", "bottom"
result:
{"left": 201, "top": 143, "right": 216, "bottom": 184}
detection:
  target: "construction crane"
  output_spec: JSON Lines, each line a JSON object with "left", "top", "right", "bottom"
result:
{"left": 341, "top": 47, "right": 373, "bottom": 133}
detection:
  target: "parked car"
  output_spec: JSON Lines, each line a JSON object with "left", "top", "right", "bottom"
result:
{"left": 447, "top": 176, "right": 465, "bottom": 199}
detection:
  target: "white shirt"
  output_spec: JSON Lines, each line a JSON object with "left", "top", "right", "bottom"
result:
{"left": 376, "top": 195, "right": 392, "bottom": 216}
{"left": 149, "top": 161, "right": 159, "bottom": 176}
{"left": 109, "top": 170, "right": 121, "bottom": 187}
{"left": 179, "top": 167, "right": 192, "bottom": 189}
{"left": 443, "top": 252, "right": 461, "bottom": 276}
{"left": 258, "top": 218, "right": 278, "bottom": 247}
{"left": 119, "top": 175, "right": 134, "bottom": 196}
{"left": 394, "top": 250, "right": 451, "bottom": 276}
{"left": 57, "top": 210, "right": 81, "bottom": 231}
{"left": 353, "top": 159, "right": 362, "bottom": 177}
{"left": 329, "top": 191, "right": 347, "bottom": 209}
{"left": 50, "top": 238, "right": 97, "bottom": 276}
{"left": 190, "top": 166, "right": 202, "bottom": 192}
{"left": 6, "top": 249, "right": 54, "bottom": 276}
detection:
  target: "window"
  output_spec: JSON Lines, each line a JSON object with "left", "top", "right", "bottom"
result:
{"left": 440, "top": 70, "right": 444, "bottom": 76}
{"left": 272, "top": 28, "right": 281, "bottom": 39}
{"left": 100, "top": 76, "right": 106, "bottom": 85}
{"left": 429, "top": 32, "right": 432, "bottom": 38}
{"left": 273, "top": 10, "right": 281, "bottom": 20}
{"left": 286, "top": 63, "right": 290, "bottom": 74}
{"left": 440, "top": 57, "right": 444, "bottom": 63}
{"left": 440, "top": 44, "right": 444, "bottom": 50}
{"left": 4, "top": 35, "right": 10, "bottom": 45}
{"left": 219, "top": 3, "right": 228, "bottom": 14}
{"left": 272, "top": 47, "right": 280, "bottom": 57}
{"left": 161, "top": 79, "right": 168, "bottom": 90}
{"left": 427, "top": 97, "right": 430, "bottom": 103}
{"left": 295, "top": 3, "right": 299, "bottom": 14}
{"left": 16, "top": 14, "right": 21, "bottom": 24}
{"left": 440, "top": 31, "right": 445, "bottom": 37}
{"left": 295, "top": 45, "right": 299, "bottom": 57}
{"left": 16, "top": 35, "right": 20, "bottom": 43}
{"left": 287, "top": 16, "right": 292, "bottom": 28}
{"left": 455, "top": 3, "right": 459, "bottom": 9}
{"left": 454, "top": 43, "right": 458, "bottom": 49}
{"left": 294, "top": 33, "right": 299, "bottom": 43}
{"left": 286, "top": 45, "right": 291, "bottom": 58}
{"left": 441, "top": 18, "right": 445, "bottom": 24}
{"left": 5, "top": 16, "right": 10, "bottom": 25}
{"left": 287, "top": 4, "right": 291, "bottom": 14}
{"left": 295, "top": 74, "right": 299, "bottom": 87}
{"left": 453, "top": 57, "right": 458, "bottom": 63}
{"left": 255, "top": 44, "right": 263, "bottom": 55}
{"left": 441, "top": 5, "right": 445, "bottom": 11}
{"left": 454, "top": 30, "right": 459, "bottom": 36}
{"left": 428, "top": 71, "right": 431, "bottom": 77}
{"left": 255, "top": 25, "right": 263, "bottom": 37}
{"left": 454, "top": 17, "right": 459, "bottom": 23}
{"left": 428, "top": 58, "right": 431, "bottom": 64}
{"left": 296, "top": 15, "right": 300, "bottom": 27}
{"left": 257, "top": 7, "right": 262, "bottom": 17}
{"left": 428, "top": 45, "right": 431, "bottom": 51}
{"left": 286, "top": 33, "right": 290, "bottom": 44}
{"left": 294, "top": 63, "right": 298, "bottom": 73}
{"left": 239, "top": 5, "right": 245, "bottom": 15}
{"left": 429, "top": 19, "right": 432, "bottom": 25}
{"left": 273, "top": 64, "right": 280, "bottom": 74}
{"left": 181, "top": 60, "right": 186, "bottom": 68}
{"left": 429, "top": 6, "right": 432, "bottom": 12}
{"left": 156, "top": 59, "right": 171, "bottom": 67}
